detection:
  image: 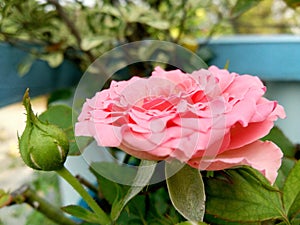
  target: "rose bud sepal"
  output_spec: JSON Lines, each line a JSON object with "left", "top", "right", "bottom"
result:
{"left": 18, "top": 89, "right": 69, "bottom": 171}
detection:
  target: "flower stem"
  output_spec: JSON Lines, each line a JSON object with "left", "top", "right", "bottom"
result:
{"left": 56, "top": 166, "right": 111, "bottom": 224}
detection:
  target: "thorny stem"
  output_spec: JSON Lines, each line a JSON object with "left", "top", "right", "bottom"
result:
{"left": 56, "top": 166, "right": 111, "bottom": 225}
{"left": 10, "top": 185, "right": 77, "bottom": 225}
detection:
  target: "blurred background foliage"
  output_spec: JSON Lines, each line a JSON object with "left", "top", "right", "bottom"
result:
{"left": 1, "top": 0, "right": 300, "bottom": 74}
{"left": 1, "top": 1, "right": 300, "bottom": 224}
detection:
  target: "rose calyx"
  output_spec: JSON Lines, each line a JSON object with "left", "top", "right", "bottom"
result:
{"left": 18, "top": 89, "right": 69, "bottom": 171}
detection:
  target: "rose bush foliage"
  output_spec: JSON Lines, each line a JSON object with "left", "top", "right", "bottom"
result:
{"left": 76, "top": 66, "right": 285, "bottom": 184}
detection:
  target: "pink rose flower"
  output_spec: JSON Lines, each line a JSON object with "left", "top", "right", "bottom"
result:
{"left": 75, "top": 66, "right": 285, "bottom": 184}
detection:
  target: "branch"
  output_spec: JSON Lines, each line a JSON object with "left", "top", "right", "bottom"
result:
{"left": 9, "top": 185, "right": 77, "bottom": 225}
{"left": 75, "top": 175, "right": 98, "bottom": 195}
{"left": 47, "top": 0, "right": 96, "bottom": 62}
{"left": 75, "top": 175, "right": 111, "bottom": 213}
{"left": 56, "top": 167, "right": 111, "bottom": 224}
{"left": 47, "top": 0, "right": 81, "bottom": 44}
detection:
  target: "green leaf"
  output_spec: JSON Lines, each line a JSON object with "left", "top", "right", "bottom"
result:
{"left": 231, "top": 0, "right": 261, "bottom": 18}
{"left": 0, "top": 190, "right": 11, "bottom": 208}
{"left": 291, "top": 218, "right": 300, "bottom": 225}
{"left": 41, "top": 52, "right": 64, "bottom": 68}
{"left": 81, "top": 36, "right": 111, "bottom": 51}
{"left": 149, "top": 187, "right": 169, "bottom": 217}
{"left": 141, "top": 19, "right": 170, "bottom": 30}
{"left": 283, "top": 160, "right": 300, "bottom": 219}
{"left": 204, "top": 214, "right": 261, "bottom": 225}
{"left": 204, "top": 166, "right": 285, "bottom": 222}
{"left": 275, "top": 157, "right": 296, "bottom": 189}
{"left": 17, "top": 55, "right": 35, "bottom": 77}
{"left": 61, "top": 205, "right": 102, "bottom": 223}
{"left": 126, "top": 195, "right": 146, "bottom": 218}
{"left": 100, "top": 5, "right": 121, "bottom": 18}
{"left": 25, "top": 210, "right": 57, "bottom": 225}
{"left": 39, "top": 104, "right": 81, "bottom": 155}
{"left": 262, "top": 126, "right": 296, "bottom": 158}
{"left": 110, "top": 160, "right": 156, "bottom": 221}
{"left": 166, "top": 161, "right": 205, "bottom": 222}
{"left": 284, "top": 0, "right": 300, "bottom": 8}
{"left": 47, "top": 89, "right": 73, "bottom": 106}
{"left": 176, "top": 222, "right": 208, "bottom": 225}
{"left": 116, "top": 195, "right": 146, "bottom": 225}
{"left": 120, "top": 4, "right": 143, "bottom": 22}
{"left": 90, "top": 162, "right": 127, "bottom": 205}
{"left": 79, "top": 223, "right": 100, "bottom": 225}
{"left": 91, "top": 161, "right": 138, "bottom": 189}
{"left": 39, "top": 105, "right": 73, "bottom": 129}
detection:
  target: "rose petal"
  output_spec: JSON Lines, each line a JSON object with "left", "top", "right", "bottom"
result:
{"left": 224, "top": 75, "right": 265, "bottom": 101}
{"left": 270, "top": 102, "right": 286, "bottom": 120}
{"left": 225, "top": 99, "right": 256, "bottom": 127}
{"left": 121, "top": 130, "right": 163, "bottom": 151}
{"left": 251, "top": 99, "right": 277, "bottom": 122}
{"left": 208, "top": 66, "right": 235, "bottom": 91}
{"left": 93, "top": 124, "right": 122, "bottom": 146}
{"left": 152, "top": 67, "right": 191, "bottom": 88}
{"left": 78, "top": 102, "right": 92, "bottom": 121}
{"left": 172, "top": 117, "right": 212, "bottom": 132}
{"left": 228, "top": 120, "right": 274, "bottom": 149}
{"left": 75, "top": 66, "right": 286, "bottom": 184}
{"left": 118, "top": 143, "right": 166, "bottom": 161}
{"left": 188, "top": 140, "right": 283, "bottom": 184}
{"left": 75, "top": 120, "right": 95, "bottom": 136}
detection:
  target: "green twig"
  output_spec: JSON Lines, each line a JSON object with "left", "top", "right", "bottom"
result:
{"left": 75, "top": 175, "right": 98, "bottom": 195}
{"left": 56, "top": 166, "right": 111, "bottom": 224}
{"left": 10, "top": 185, "right": 77, "bottom": 225}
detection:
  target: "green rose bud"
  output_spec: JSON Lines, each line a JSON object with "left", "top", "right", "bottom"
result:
{"left": 18, "top": 89, "right": 69, "bottom": 171}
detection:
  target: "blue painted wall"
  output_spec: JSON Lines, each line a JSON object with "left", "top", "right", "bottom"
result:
{"left": 206, "top": 35, "right": 300, "bottom": 144}
{"left": 206, "top": 35, "right": 300, "bottom": 81}
{"left": 1, "top": 37, "right": 299, "bottom": 143}
{"left": 0, "top": 42, "right": 82, "bottom": 107}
